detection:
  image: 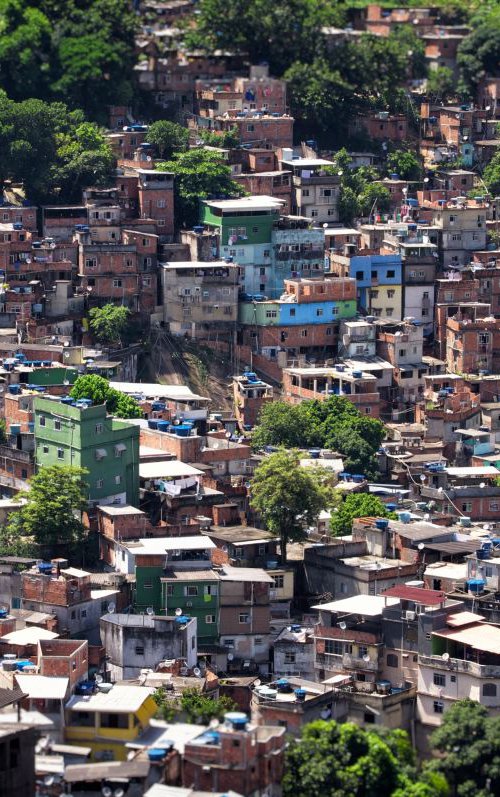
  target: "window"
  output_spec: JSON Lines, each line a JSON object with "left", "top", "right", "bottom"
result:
{"left": 85, "top": 258, "right": 97, "bottom": 268}
{"left": 371, "top": 271, "right": 378, "bottom": 280}
{"left": 290, "top": 308, "right": 296, "bottom": 317}
{"left": 387, "top": 270, "right": 395, "bottom": 278}
{"left": 265, "top": 310, "right": 277, "bottom": 319}
{"left": 95, "top": 423, "right": 103, "bottom": 434}
{"left": 358, "top": 645, "right": 368, "bottom": 659}
{"left": 326, "top": 327, "right": 332, "bottom": 336}
{"left": 135, "top": 645, "right": 144, "bottom": 655}
{"left": 96, "top": 479, "right": 103, "bottom": 489}
{"left": 316, "top": 308, "right": 324, "bottom": 317}
{"left": 224, "top": 638, "right": 235, "bottom": 649}
{"left": 204, "top": 584, "right": 218, "bottom": 596}
{"left": 300, "top": 329, "right": 308, "bottom": 337}
{"left": 302, "top": 189, "right": 310, "bottom": 197}
{"left": 450, "top": 675, "right": 456, "bottom": 683}
{"left": 387, "top": 290, "right": 395, "bottom": 298}
{"left": 42, "top": 445, "right": 49, "bottom": 454}
{"left": 54, "top": 419, "right": 61, "bottom": 431}
{"left": 356, "top": 271, "right": 364, "bottom": 281}
{"left": 185, "top": 586, "right": 198, "bottom": 597}
{"left": 113, "top": 279, "right": 122, "bottom": 288}
{"left": 166, "top": 584, "right": 174, "bottom": 596}
{"left": 325, "top": 640, "right": 343, "bottom": 655}
{"left": 482, "top": 683, "right": 497, "bottom": 697}
{"left": 399, "top": 349, "right": 406, "bottom": 357}
{"left": 461, "top": 502, "right": 472, "bottom": 513}
{"left": 157, "top": 199, "right": 166, "bottom": 208}
{"left": 311, "top": 209, "right": 318, "bottom": 218}
{"left": 433, "top": 700, "right": 444, "bottom": 714}
{"left": 57, "top": 448, "right": 64, "bottom": 460}
{"left": 364, "top": 712, "right": 376, "bottom": 724}
{"left": 247, "top": 124, "right": 255, "bottom": 132}
{"left": 273, "top": 575, "right": 284, "bottom": 589}
{"left": 239, "top": 613, "right": 250, "bottom": 624}
{"left": 285, "top": 651, "right": 296, "bottom": 664}
{"left": 39, "top": 416, "right": 46, "bottom": 428}
{"left": 433, "top": 672, "right": 446, "bottom": 687}
{"left": 386, "top": 653, "right": 398, "bottom": 668}
{"left": 114, "top": 475, "right": 122, "bottom": 485}
{"left": 100, "top": 713, "right": 128, "bottom": 730}
{"left": 489, "top": 501, "right": 499, "bottom": 511}
{"left": 205, "top": 614, "right": 216, "bottom": 624}
{"left": 365, "top": 407, "right": 372, "bottom": 414}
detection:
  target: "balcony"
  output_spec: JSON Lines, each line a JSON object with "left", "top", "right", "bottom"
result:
{"left": 419, "top": 654, "right": 500, "bottom": 678}
{"left": 315, "top": 652, "right": 379, "bottom": 672}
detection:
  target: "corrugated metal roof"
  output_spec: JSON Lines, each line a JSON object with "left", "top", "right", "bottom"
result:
{"left": 381, "top": 585, "right": 446, "bottom": 605}
{"left": 433, "top": 623, "right": 500, "bottom": 655}
{"left": 64, "top": 759, "right": 150, "bottom": 783}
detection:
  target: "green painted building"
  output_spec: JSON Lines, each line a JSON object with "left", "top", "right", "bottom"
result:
{"left": 201, "top": 196, "right": 282, "bottom": 295}
{"left": 161, "top": 570, "right": 220, "bottom": 645}
{"left": 33, "top": 396, "right": 140, "bottom": 506}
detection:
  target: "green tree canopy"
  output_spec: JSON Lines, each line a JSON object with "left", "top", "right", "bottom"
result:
{"left": 426, "top": 66, "right": 456, "bottom": 103}
{"left": 153, "top": 686, "right": 236, "bottom": 724}
{"left": 458, "top": 9, "right": 500, "bottom": 96}
{"left": 284, "top": 720, "right": 446, "bottom": 797}
{"left": 250, "top": 450, "right": 328, "bottom": 559}
{"left": 0, "top": 93, "right": 115, "bottom": 203}
{"left": 70, "top": 374, "right": 142, "bottom": 419}
{"left": 88, "top": 304, "right": 130, "bottom": 345}
{"left": 386, "top": 150, "right": 423, "bottom": 182}
{"left": 5, "top": 465, "right": 88, "bottom": 552}
{"left": 482, "top": 148, "right": 500, "bottom": 197}
{"left": 185, "top": 0, "right": 345, "bottom": 76}
{"left": 0, "top": 0, "right": 137, "bottom": 121}
{"left": 330, "top": 493, "right": 396, "bottom": 537}
{"left": 158, "top": 148, "right": 245, "bottom": 228}
{"left": 252, "top": 396, "right": 385, "bottom": 480}
{"left": 428, "top": 698, "right": 500, "bottom": 797}
{"left": 147, "top": 120, "right": 189, "bottom": 159}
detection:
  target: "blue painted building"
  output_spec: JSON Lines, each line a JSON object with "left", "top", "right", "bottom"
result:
{"left": 348, "top": 253, "right": 403, "bottom": 319}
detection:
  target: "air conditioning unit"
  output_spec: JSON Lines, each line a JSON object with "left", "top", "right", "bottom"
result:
{"left": 404, "top": 610, "right": 416, "bottom": 621}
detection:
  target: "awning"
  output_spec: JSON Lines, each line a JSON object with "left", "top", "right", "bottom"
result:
{"left": 95, "top": 448, "right": 107, "bottom": 458}
{"left": 115, "top": 443, "right": 127, "bottom": 453}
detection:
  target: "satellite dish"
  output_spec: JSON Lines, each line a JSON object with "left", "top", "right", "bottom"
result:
{"left": 363, "top": 654, "right": 371, "bottom": 663}
{"left": 209, "top": 718, "right": 220, "bottom": 728}
{"left": 225, "top": 431, "right": 231, "bottom": 439}
{"left": 44, "top": 776, "right": 55, "bottom": 787}
{"left": 102, "top": 788, "right": 113, "bottom": 797}
{"left": 227, "top": 652, "right": 234, "bottom": 661}
{"left": 107, "top": 602, "right": 116, "bottom": 614}
{"left": 442, "top": 652, "right": 450, "bottom": 662}
{"left": 95, "top": 673, "right": 103, "bottom": 684}
{"left": 175, "top": 608, "right": 183, "bottom": 616}
{"left": 193, "top": 667, "right": 202, "bottom": 678}
{"left": 146, "top": 607, "right": 154, "bottom": 616}
{"left": 114, "top": 789, "right": 125, "bottom": 797}
{"left": 254, "top": 679, "right": 261, "bottom": 687}
{"left": 339, "top": 621, "right": 347, "bottom": 630}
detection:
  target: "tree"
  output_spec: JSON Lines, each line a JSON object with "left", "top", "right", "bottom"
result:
{"left": 198, "top": 127, "right": 240, "bottom": 149}
{"left": 426, "top": 67, "right": 456, "bottom": 102}
{"left": 252, "top": 396, "right": 385, "bottom": 480}
{"left": 152, "top": 686, "right": 236, "bottom": 724}
{"left": 458, "top": 11, "right": 500, "bottom": 96}
{"left": 0, "top": 1, "right": 138, "bottom": 121}
{"left": 0, "top": 93, "right": 115, "bottom": 203}
{"left": 186, "top": 0, "right": 345, "bottom": 76}
{"left": 88, "top": 304, "right": 130, "bottom": 345}
{"left": 386, "top": 150, "right": 423, "bottom": 182}
{"left": 482, "top": 149, "right": 500, "bottom": 197}
{"left": 158, "top": 148, "right": 245, "bottom": 228}
{"left": 250, "top": 450, "right": 328, "bottom": 560}
{"left": 358, "top": 183, "right": 391, "bottom": 217}
{"left": 6, "top": 465, "right": 88, "bottom": 550}
{"left": 284, "top": 59, "right": 355, "bottom": 142}
{"left": 147, "top": 120, "right": 189, "bottom": 159}
{"left": 283, "top": 720, "right": 444, "bottom": 797}
{"left": 331, "top": 494, "right": 396, "bottom": 537}
{"left": 70, "top": 374, "right": 142, "bottom": 419}
{"left": 429, "top": 699, "right": 500, "bottom": 797}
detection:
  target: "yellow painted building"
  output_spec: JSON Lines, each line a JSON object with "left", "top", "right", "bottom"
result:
{"left": 369, "top": 284, "right": 402, "bottom": 321}
{"left": 65, "top": 684, "right": 157, "bottom": 761}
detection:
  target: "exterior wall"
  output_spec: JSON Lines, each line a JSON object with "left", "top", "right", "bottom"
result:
{"left": 38, "top": 638, "right": 89, "bottom": 690}
{"left": 100, "top": 615, "right": 197, "bottom": 680}
{"left": 161, "top": 262, "right": 239, "bottom": 336}
{"left": 0, "top": 726, "right": 39, "bottom": 797}
{"left": 273, "top": 641, "right": 315, "bottom": 680}
{"left": 163, "top": 577, "right": 219, "bottom": 644}
{"left": 33, "top": 398, "right": 140, "bottom": 506}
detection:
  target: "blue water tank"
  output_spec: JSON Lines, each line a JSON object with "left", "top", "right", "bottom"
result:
{"left": 8, "top": 385, "right": 21, "bottom": 395}
{"left": 224, "top": 712, "right": 248, "bottom": 729}
{"left": 9, "top": 424, "right": 21, "bottom": 436}
{"left": 467, "top": 578, "right": 485, "bottom": 594}
{"left": 295, "top": 688, "right": 306, "bottom": 702}
{"left": 308, "top": 449, "right": 321, "bottom": 459}
{"left": 398, "top": 511, "right": 412, "bottom": 524}
{"left": 0, "top": 608, "right": 8, "bottom": 619}
{"left": 375, "top": 518, "right": 389, "bottom": 530}
{"left": 37, "top": 562, "right": 53, "bottom": 574}
{"left": 386, "top": 503, "right": 397, "bottom": 512}
{"left": 148, "top": 419, "right": 159, "bottom": 430}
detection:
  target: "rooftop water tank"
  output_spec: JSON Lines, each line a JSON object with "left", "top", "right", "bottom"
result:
{"left": 294, "top": 688, "right": 306, "bottom": 702}
{"left": 375, "top": 518, "right": 389, "bottom": 530}
{"left": 398, "top": 511, "right": 412, "bottom": 524}
{"left": 224, "top": 712, "right": 248, "bottom": 730}
{"left": 467, "top": 578, "right": 485, "bottom": 595}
